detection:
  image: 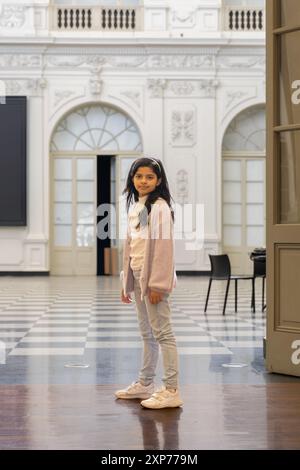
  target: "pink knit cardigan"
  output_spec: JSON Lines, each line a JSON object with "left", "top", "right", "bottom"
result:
{"left": 120, "top": 198, "right": 177, "bottom": 300}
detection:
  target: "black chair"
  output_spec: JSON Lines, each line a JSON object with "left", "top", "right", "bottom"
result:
{"left": 251, "top": 255, "right": 266, "bottom": 312}
{"left": 204, "top": 254, "right": 254, "bottom": 316}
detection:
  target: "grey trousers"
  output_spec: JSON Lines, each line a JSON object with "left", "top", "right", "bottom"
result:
{"left": 132, "top": 269, "right": 179, "bottom": 389}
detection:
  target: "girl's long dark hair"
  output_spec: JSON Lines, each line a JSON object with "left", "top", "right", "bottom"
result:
{"left": 122, "top": 157, "right": 174, "bottom": 224}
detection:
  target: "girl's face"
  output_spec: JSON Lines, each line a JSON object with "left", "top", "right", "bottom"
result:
{"left": 132, "top": 166, "right": 161, "bottom": 197}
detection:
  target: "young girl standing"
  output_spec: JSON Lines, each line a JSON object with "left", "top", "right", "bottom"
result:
{"left": 115, "top": 157, "right": 183, "bottom": 409}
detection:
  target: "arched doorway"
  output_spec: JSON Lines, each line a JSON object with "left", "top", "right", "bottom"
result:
{"left": 222, "top": 105, "right": 266, "bottom": 274}
{"left": 50, "top": 103, "right": 142, "bottom": 275}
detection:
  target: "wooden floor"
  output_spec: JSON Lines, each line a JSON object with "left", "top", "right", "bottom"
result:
{"left": 1, "top": 383, "right": 300, "bottom": 450}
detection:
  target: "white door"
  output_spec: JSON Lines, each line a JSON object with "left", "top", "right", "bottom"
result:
{"left": 50, "top": 103, "right": 143, "bottom": 276}
{"left": 116, "top": 155, "right": 139, "bottom": 269}
{"left": 222, "top": 156, "right": 266, "bottom": 274}
{"left": 51, "top": 156, "right": 97, "bottom": 275}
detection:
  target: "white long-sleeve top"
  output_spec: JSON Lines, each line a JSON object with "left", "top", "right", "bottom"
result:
{"left": 129, "top": 195, "right": 148, "bottom": 271}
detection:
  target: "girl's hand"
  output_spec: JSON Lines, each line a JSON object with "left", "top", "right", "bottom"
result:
{"left": 121, "top": 289, "right": 132, "bottom": 304}
{"left": 149, "top": 289, "right": 163, "bottom": 305}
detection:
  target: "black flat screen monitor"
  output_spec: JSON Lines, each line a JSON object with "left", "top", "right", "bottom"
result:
{"left": 0, "top": 96, "right": 27, "bottom": 226}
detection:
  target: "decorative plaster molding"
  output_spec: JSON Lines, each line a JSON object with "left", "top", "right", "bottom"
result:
{"left": 0, "top": 54, "right": 41, "bottom": 68}
{"left": 169, "top": 81, "right": 195, "bottom": 96}
{"left": 2, "top": 78, "right": 46, "bottom": 96}
{"left": 149, "top": 54, "right": 214, "bottom": 69}
{"left": 3, "top": 80, "right": 21, "bottom": 94}
{"left": 46, "top": 56, "right": 86, "bottom": 68}
{"left": 54, "top": 90, "right": 75, "bottom": 107}
{"left": 171, "top": 106, "right": 196, "bottom": 147}
{"left": 86, "top": 55, "right": 106, "bottom": 69}
{"left": 89, "top": 61, "right": 103, "bottom": 96}
{"left": 89, "top": 77, "right": 103, "bottom": 96}
{"left": 0, "top": 4, "right": 26, "bottom": 29}
{"left": 49, "top": 85, "right": 86, "bottom": 118}
{"left": 225, "top": 90, "right": 249, "bottom": 110}
{"left": 106, "top": 56, "right": 146, "bottom": 68}
{"left": 221, "top": 87, "right": 258, "bottom": 123}
{"left": 176, "top": 169, "right": 189, "bottom": 205}
{"left": 46, "top": 53, "right": 215, "bottom": 71}
{"left": 171, "top": 9, "right": 197, "bottom": 28}
{"left": 120, "top": 90, "right": 141, "bottom": 108}
{"left": 167, "top": 79, "right": 218, "bottom": 98}
{"left": 148, "top": 78, "right": 167, "bottom": 98}
{"left": 218, "top": 56, "right": 265, "bottom": 70}
{"left": 199, "top": 79, "right": 219, "bottom": 98}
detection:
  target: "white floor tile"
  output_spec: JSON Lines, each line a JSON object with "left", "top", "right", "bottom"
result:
{"left": 178, "top": 347, "right": 233, "bottom": 355}
{"left": 9, "top": 348, "right": 84, "bottom": 356}
{"left": 86, "top": 341, "right": 141, "bottom": 348}
{"left": 211, "top": 330, "right": 265, "bottom": 337}
{"left": 87, "top": 331, "right": 140, "bottom": 337}
{"left": 0, "top": 332, "right": 25, "bottom": 338}
{"left": 36, "top": 319, "right": 89, "bottom": 324}
{"left": 220, "top": 341, "right": 264, "bottom": 347}
{"left": 29, "top": 327, "right": 88, "bottom": 332}
{"left": 20, "top": 337, "right": 86, "bottom": 343}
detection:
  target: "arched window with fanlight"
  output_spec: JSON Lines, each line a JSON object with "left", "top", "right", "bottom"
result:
{"left": 50, "top": 103, "right": 142, "bottom": 276}
{"left": 222, "top": 105, "right": 266, "bottom": 274}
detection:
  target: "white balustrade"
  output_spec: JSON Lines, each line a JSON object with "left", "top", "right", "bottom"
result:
{"left": 51, "top": 5, "right": 142, "bottom": 31}
{"left": 224, "top": 7, "right": 265, "bottom": 32}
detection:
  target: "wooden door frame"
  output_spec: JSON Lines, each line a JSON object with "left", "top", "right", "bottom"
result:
{"left": 266, "top": 0, "right": 300, "bottom": 375}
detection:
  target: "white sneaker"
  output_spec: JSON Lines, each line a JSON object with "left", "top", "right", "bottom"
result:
{"left": 115, "top": 382, "right": 155, "bottom": 400}
{"left": 141, "top": 386, "right": 183, "bottom": 409}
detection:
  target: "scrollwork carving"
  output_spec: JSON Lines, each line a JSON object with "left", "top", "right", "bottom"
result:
{"left": 148, "top": 79, "right": 167, "bottom": 98}
{"left": 0, "top": 4, "right": 25, "bottom": 29}
{"left": 171, "top": 9, "right": 196, "bottom": 28}
{"left": 176, "top": 169, "right": 189, "bottom": 205}
{"left": 0, "top": 55, "right": 41, "bottom": 68}
{"left": 171, "top": 108, "right": 196, "bottom": 146}
{"left": 120, "top": 91, "right": 141, "bottom": 108}
{"left": 169, "top": 81, "right": 195, "bottom": 96}
{"left": 54, "top": 90, "right": 75, "bottom": 107}
{"left": 199, "top": 79, "right": 219, "bottom": 98}
{"left": 225, "top": 90, "right": 249, "bottom": 110}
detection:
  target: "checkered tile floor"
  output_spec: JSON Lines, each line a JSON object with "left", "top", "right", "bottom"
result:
{"left": 0, "top": 275, "right": 265, "bottom": 357}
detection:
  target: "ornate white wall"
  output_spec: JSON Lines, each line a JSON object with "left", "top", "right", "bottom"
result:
{"left": 0, "top": 0, "right": 266, "bottom": 272}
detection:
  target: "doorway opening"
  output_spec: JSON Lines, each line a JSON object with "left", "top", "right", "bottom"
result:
{"left": 97, "top": 155, "right": 115, "bottom": 275}
{"left": 50, "top": 104, "right": 142, "bottom": 275}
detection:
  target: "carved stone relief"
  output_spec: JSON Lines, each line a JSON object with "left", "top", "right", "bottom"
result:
{"left": 176, "top": 169, "right": 189, "bottom": 205}
{"left": 147, "top": 78, "right": 167, "bottom": 98}
{"left": 50, "top": 85, "right": 85, "bottom": 117}
{"left": 217, "top": 56, "right": 265, "bottom": 70}
{"left": 46, "top": 56, "right": 87, "bottom": 68}
{"left": 2, "top": 78, "right": 46, "bottom": 96}
{"left": 199, "top": 79, "right": 219, "bottom": 98}
{"left": 170, "top": 9, "right": 197, "bottom": 28}
{"left": 222, "top": 87, "right": 257, "bottom": 122}
{"left": 106, "top": 56, "right": 146, "bottom": 68}
{"left": 169, "top": 81, "right": 195, "bottom": 96}
{"left": 54, "top": 90, "right": 76, "bottom": 107}
{"left": 1, "top": 52, "right": 218, "bottom": 72}
{"left": 120, "top": 91, "right": 141, "bottom": 108}
{"left": 167, "top": 79, "right": 218, "bottom": 98}
{"left": 171, "top": 106, "right": 196, "bottom": 147}
{"left": 149, "top": 54, "right": 214, "bottom": 69}
{"left": 0, "top": 4, "right": 26, "bottom": 29}
{"left": 89, "top": 77, "right": 103, "bottom": 96}
{"left": 0, "top": 55, "right": 41, "bottom": 68}
{"left": 88, "top": 58, "right": 104, "bottom": 96}
{"left": 225, "top": 90, "right": 250, "bottom": 110}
